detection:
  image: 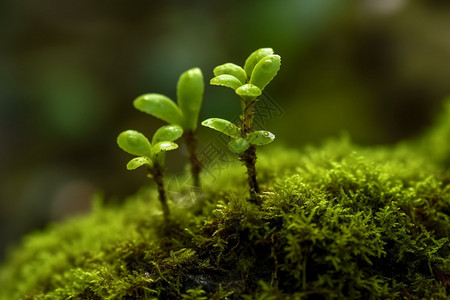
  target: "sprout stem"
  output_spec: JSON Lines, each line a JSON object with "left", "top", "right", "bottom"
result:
{"left": 185, "top": 130, "right": 202, "bottom": 188}
{"left": 241, "top": 145, "right": 260, "bottom": 198}
{"left": 150, "top": 165, "right": 170, "bottom": 221}
{"left": 239, "top": 98, "right": 260, "bottom": 200}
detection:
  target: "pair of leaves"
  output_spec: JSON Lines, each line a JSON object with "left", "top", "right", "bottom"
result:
{"left": 210, "top": 48, "right": 281, "bottom": 101}
{"left": 201, "top": 118, "right": 275, "bottom": 155}
{"left": 117, "top": 125, "right": 183, "bottom": 170}
{"left": 133, "top": 68, "right": 204, "bottom": 131}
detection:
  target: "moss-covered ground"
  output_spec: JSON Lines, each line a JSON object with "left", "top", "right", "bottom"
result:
{"left": 2, "top": 102, "right": 450, "bottom": 299}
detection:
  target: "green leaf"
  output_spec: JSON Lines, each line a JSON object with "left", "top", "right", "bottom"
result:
{"left": 117, "top": 130, "right": 152, "bottom": 157}
{"left": 177, "top": 68, "right": 204, "bottom": 130}
{"left": 126, "top": 157, "right": 153, "bottom": 170}
{"left": 151, "top": 141, "right": 179, "bottom": 156}
{"left": 213, "top": 63, "right": 247, "bottom": 85}
{"left": 235, "top": 84, "right": 261, "bottom": 101}
{"left": 210, "top": 75, "right": 243, "bottom": 90}
{"left": 227, "top": 138, "right": 250, "bottom": 155}
{"left": 249, "top": 54, "right": 281, "bottom": 91}
{"left": 151, "top": 141, "right": 179, "bottom": 166}
{"left": 243, "top": 48, "right": 274, "bottom": 78}
{"left": 133, "top": 94, "right": 183, "bottom": 125}
{"left": 152, "top": 124, "right": 183, "bottom": 144}
{"left": 246, "top": 130, "right": 275, "bottom": 146}
{"left": 201, "top": 118, "right": 240, "bottom": 138}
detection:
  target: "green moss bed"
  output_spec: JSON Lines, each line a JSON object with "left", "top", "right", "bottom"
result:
{"left": 2, "top": 104, "right": 450, "bottom": 299}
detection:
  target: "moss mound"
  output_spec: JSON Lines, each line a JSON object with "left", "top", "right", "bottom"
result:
{"left": 2, "top": 103, "right": 450, "bottom": 299}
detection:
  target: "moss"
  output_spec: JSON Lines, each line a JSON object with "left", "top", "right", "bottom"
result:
{"left": 2, "top": 104, "right": 450, "bottom": 299}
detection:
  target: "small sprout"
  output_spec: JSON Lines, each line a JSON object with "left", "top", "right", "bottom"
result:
{"left": 117, "top": 125, "right": 183, "bottom": 220}
{"left": 204, "top": 48, "right": 281, "bottom": 200}
{"left": 133, "top": 68, "right": 204, "bottom": 187}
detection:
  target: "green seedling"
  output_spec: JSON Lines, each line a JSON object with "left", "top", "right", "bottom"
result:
{"left": 117, "top": 125, "right": 183, "bottom": 220}
{"left": 133, "top": 68, "right": 204, "bottom": 188}
{"left": 203, "top": 48, "right": 280, "bottom": 200}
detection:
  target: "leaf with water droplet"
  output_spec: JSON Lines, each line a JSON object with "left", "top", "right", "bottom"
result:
{"left": 235, "top": 84, "right": 261, "bottom": 101}
{"left": 249, "top": 55, "right": 281, "bottom": 91}
{"left": 246, "top": 130, "right": 275, "bottom": 146}
{"left": 117, "top": 130, "right": 152, "bottom": 157}
{"left": 151, "top": 141, "right": 178, "bottom": 166}
{"left": 151, "top": 141, "right": 179, "bottom": 156}
{"left": 126, "top": 156, "right": 153, "bottom": 170}
{"left": 152, "top": 124, "right": 183, "bottom": 144}
{"left": 243, "top": 48, "right": 274, "bottom": 78}
{"left": 177, "top": 68, "right": 204, "bottom": 130}
{"left": 227, "top": 138, "right": 250, "bottom": 155}
{"left": 210, "top": 74, "right": 242, "bottom": 90}
{"left": 133, "top": 93, "right": 183, "bottom": 125}
{"left": 201, "top": 118, "right": 240, "bottom": 138}
{"left": 213, "top": 63, "right": 246, "bottom": 85}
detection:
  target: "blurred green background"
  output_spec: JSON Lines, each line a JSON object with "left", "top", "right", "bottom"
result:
{"left": 1, "top": 0, "right": 450, "bottom": 260}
